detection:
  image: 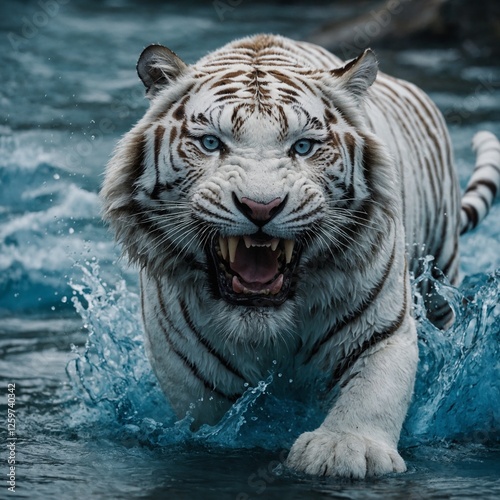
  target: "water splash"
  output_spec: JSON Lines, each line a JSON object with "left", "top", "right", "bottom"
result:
{"left": 194, "top": 377, "right": 274, "bottom": 446}
{"left": 66, "top": 263, "right": 175, "bottom": 443}
{"left": 66, "top": 260, "right": 500, "bottom": 450}
{"left": 403, "top": 257, "right": 500, "bottom": 446}
{"left": 66, "top": 263, "right": 287, "bottom": 448}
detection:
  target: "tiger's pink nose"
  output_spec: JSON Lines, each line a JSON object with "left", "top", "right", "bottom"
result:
{"left": 233, "top": 194, "right": 287, "bottom": 226}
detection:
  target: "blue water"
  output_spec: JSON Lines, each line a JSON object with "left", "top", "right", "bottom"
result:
{"left": 1, "top": 1, "right": 500, "bottom": 498}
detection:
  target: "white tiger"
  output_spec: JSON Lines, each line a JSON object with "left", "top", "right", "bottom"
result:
{"left": 101, "top": 34, "right": 500, "bottom": 478}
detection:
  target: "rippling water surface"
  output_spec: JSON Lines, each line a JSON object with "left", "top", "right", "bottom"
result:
{"left": 1, "top": 1, "right": 499, "bottom": 498}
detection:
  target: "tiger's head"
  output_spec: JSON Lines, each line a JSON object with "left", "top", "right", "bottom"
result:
{"left": 102, "top": 35, "right": 398, "bottom": 341}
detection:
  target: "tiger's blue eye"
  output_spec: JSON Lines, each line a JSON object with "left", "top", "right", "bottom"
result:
{"left": 201, "top": 135, "right": 222, "bottom": 152}
{"left": 292, "top": 139, "right": 314, "bottom": 156}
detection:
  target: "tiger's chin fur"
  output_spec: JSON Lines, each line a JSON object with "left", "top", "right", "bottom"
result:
{"left": 209, "top": 300, "right": 297, "bottom": 347}
{"left": 102, "top": 34, "right": 500, "bottom": 478}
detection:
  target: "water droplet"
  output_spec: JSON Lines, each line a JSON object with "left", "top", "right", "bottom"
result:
{"left": 289, "top": 379, "right": 293, "bottom": 384}
{"left": 61, "top": 296, "right": 67, "bottom": 303}
{"left": 278, "top": 373, "right": 282, "bottom": 377}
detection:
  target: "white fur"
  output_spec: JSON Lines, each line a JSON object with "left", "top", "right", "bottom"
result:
{"left": 101, "top": 34, "right": 499, "bottom": 478}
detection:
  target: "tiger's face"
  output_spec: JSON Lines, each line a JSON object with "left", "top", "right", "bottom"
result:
{"left": 103, "top": 37, "right": 394, "bottom": 337}
{"left": 186, "top": 84, "right": 335, "bottom": 307}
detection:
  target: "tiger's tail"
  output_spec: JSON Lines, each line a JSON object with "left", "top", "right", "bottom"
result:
{"left": 460, "top": 131, "right": 500, "bottom": 235}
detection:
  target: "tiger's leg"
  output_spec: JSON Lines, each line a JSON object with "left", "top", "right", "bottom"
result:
{"left": 140, "top": 271, "right": 237, "bottom": 427}
{"left": 287, "top": 312, "right": 418, "bottom": 478}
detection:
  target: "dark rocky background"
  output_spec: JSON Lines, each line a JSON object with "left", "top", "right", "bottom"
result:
{"left": 289, "top": 0, "right": 500, "bottom": 62}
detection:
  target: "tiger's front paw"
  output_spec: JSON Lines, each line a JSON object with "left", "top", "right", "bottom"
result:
{"left": 286, "top": 428, "right": 406, "bottom": 478}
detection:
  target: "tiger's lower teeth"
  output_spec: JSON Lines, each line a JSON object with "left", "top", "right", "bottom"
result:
{"left": 232, "top": 274, "right": 283, "bottom": 295}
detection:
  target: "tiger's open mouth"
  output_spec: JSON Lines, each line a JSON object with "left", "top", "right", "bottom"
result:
{"left": 208, "top": 232, "right": 301, "bottom": 306}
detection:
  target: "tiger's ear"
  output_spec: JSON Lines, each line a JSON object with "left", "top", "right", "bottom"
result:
{"left": 137, "top": 44, "right": 188, "bottom": 98}
{"left": 331, "top": 49, "right": 378, "bottom": 98}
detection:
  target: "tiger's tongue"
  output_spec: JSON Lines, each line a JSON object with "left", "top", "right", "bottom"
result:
{"left": 230, "top": 244, "right": 279, "bottom": 285}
